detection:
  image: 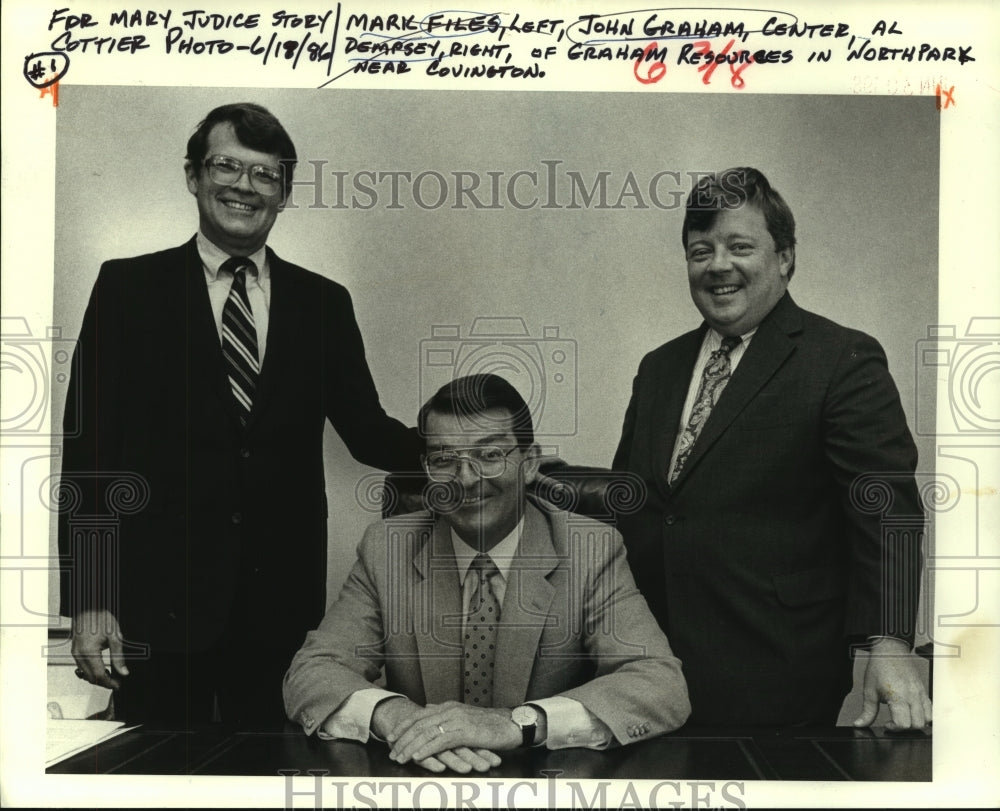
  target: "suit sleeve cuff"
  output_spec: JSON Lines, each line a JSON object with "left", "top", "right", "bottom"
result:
{"left": 531, "top": 696, "right": 613, "bottom": 750}
{"left": 317, "top": 688, "right": 402, "bottom": 743}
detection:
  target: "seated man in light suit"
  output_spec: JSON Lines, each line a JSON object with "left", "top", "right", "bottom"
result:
{"left": 284, "top": 373, "right": 690, "bottom": 773}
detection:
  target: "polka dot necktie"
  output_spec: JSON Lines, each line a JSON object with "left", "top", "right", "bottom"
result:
{"left": 669, "top": 335, "right": 741, "bottom": 484}
{"left": 463, "top": 553, "right": 501, "bottom": 707}
{"left": 220, "top": 257, "right": 259, "bottom": 427}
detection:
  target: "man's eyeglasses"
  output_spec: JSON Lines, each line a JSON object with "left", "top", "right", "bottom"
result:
{"left": 204, "top": 155, "right": 284, "bottom": 197}
{"left": 422, "top": 446, "right": 521, "bottom": 481}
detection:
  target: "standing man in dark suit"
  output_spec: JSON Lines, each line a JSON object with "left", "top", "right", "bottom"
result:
{"left": 613, "top": 167, "right": 931, "bottom": 728}
{"left": 59, "top": 103, "right": 421, "bottom": 725}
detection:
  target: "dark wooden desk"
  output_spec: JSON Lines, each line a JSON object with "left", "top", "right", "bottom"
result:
{"left": 48, "top": 724, "right": 930, "bottom": 781}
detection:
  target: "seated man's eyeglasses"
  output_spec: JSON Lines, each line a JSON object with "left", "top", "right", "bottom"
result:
{"left": 204, "top": 155, "right": 283, "bottom": 196}
{"left": 422, "top": 446, "right": 521, "bottom": 481}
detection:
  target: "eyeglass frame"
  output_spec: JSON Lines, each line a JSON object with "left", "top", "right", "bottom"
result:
{"left": 202, "top": 154, "right": 286, "bottom": 197}
{"left": 421, "top": 445, "right": 524, "bottom": 481}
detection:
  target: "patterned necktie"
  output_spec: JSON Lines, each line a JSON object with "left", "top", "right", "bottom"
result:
{"left": 220, "top": 257, "right": 259, "bottom": 427}
{"left": 669, "top": 335, "right": 741, "bottom": 484}
{"left": 463, "top": 553, "right": 501, "bottom": 707}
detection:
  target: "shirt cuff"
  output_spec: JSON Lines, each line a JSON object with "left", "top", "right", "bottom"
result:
{"left": 867, "top": 635, "right": 909, "bottom": 647}
{"left": 530, "top": 695, "right": 613, "bottom": 750}
{"left": 317, "top": 688, "right": 403, "bottom": 743}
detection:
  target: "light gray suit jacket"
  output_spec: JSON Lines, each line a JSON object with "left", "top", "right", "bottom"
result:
{"left": 283, "top": 497, "right": 690, "bottom": 745}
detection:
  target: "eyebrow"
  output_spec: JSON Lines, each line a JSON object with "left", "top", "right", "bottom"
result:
{"left": 428, "top": 433, "right": 513, "bottom": 451}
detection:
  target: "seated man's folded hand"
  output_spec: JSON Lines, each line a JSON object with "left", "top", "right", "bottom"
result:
{"left": 387, "top": 701, "right": 520, "bottom": 766}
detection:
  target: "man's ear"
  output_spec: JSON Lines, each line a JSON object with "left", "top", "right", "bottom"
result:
{"left": 184, "top": 161, "right": 198, "bottom": 196}
{"left": 520, "top": 444, "right": 541, "bottom": 485}
{"left": 777, "top": 247, "right": 794, "bottom": 279}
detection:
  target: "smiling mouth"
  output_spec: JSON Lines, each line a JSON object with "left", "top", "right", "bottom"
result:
{"left": 222, "top": 199, "right": 257, "bottom": 213}
{"left": 708, "top": 284, "right": 741, "bottom": 296}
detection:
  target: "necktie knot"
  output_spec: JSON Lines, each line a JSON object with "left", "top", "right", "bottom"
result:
{"left": 718, "top": 335, "right": 741, "bottom": 355}
{"left": 470, "top": 553, "right": 499, "bottom": 583}
{"left": 221, "top": 256, "right": 256, "bottom": 285}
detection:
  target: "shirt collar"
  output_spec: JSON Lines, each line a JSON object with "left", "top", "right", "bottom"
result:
{"left": 705, "top": 325, "right": 758, "bottom": 350}
{"left": 450, "top": 518, "right": 523, "bottom": 586}
{"left": 196, "top": 231, "right": 268, "bottom": 281}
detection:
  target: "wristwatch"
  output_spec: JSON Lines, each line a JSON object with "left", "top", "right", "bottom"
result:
{"left": 511, "top": 704, "right": 539, "bottom": 747}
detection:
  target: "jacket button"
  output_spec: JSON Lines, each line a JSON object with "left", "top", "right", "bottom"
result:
{"left": 664, "top": 514, "right": 677, "bottom": 525}
{"left": 231, "top": 512, "right": 242, "bottom": 525}
{"left": 240, "top": 447, "right": 251, "bottom": 459}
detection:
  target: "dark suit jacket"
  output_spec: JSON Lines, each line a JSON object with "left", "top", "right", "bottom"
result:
{"left": 58, "top": 236, "right": 422, "bottom": 655}
{"left": 283, "top": 497, "right": 691, "bottom": 745}
{"left": 613, "top": 292, "right": 923, "bottom": 725}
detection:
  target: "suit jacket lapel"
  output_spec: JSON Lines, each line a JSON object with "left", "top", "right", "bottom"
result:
{"left": 245, "top": 246, "right": 290, "bottom": 431}
{"left": 179, "top": 237, "right": 235, "bottom": 411}
{"left": 652, "top": 328, "right": 704, "bottom": 501}
{"left": 493, "top": 503, "right": 558, "bottom": 708}
{"left": 670, "top": 293, "right": 801, "bottom": 488}
{"left": 414, "top": 517, "right": 465, "bottom": 705}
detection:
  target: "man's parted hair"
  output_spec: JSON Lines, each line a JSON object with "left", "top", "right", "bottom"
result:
{"left": 185, "top": 102, "right": 297, "bottom": 199}
{"left": 418, "top": 374, "right": 535, "bottom": 447}
{"left": 682, "top": 167, "right": 797, "bottom": 278}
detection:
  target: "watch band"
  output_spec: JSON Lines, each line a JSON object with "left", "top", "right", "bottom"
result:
{"left": 511, "top": 704, "right": 538, "bottom": 746}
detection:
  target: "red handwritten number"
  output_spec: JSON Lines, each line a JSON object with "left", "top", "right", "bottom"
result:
{"left": 693, "top": 39, "right": 753, "bottom": 89}
{"left": 40, "top": 81, "right": 59, "bottom": 107}
{"left": 634, "top": 42, "right": 667, "bottom": 85}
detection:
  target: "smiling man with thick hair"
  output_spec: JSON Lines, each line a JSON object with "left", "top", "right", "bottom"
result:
{"left": 613, "top": 167, "right": 931, "bottom": 729}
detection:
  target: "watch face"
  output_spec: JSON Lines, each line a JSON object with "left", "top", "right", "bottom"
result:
{"left": 512, "top": 705, "right": 538, "bottom": 726}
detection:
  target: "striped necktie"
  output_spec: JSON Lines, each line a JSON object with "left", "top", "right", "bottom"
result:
{"left": 220, "top": 257, "right": 259, "bottom": 427}
{"left": 669, "top": 335, "right": 741, "bottom": 484}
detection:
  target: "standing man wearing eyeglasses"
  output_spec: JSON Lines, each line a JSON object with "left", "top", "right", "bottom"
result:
{"left": 59, "top": 103, "right": 422, "bottom": 726}
{"left": 283, "top": 373, "right": 690, "bottom": 773}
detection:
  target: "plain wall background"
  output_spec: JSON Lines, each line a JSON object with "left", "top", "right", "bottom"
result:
{"left": 50, "top": 86, "right": 938, "bottom": 622}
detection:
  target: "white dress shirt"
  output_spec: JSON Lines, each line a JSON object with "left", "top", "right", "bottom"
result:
{"left": 196, "top": 232, "right": 271, "bottom": 365}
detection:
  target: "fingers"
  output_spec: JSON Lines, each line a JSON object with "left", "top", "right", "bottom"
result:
{"left": 107, "top": 625, "right": 130, "bottom": 677}
{"left": 433, "top": 749, "right": 476, "bottom": 774}
{"left": 886, "top": 692, "right": 932, "bottom": 732}
{"left": 415, "top": 748, "right": 499, "bottom": 774}
{"left": 391, "top": 716, "right": 452, "bottom": 764}
{"left": 852, "top": 700, "right": 878, "bottom": 728}
{"left": 71, "top": 609, "right": 125, "bottom": 689}
{"left": 852, "top": 685, "right": 880, "bottom": 728}
{"left": 473, "top": 747, "right": 503, "bottom": 767}
{"left": 455, "top": 747, "right": 500, "bottom": 771}
{"left": 72, "top": 655, "right": 121, "bottom": 690}
{"left": 884, "top": 700, "right": 914, "bottom": 732}
{"left": 413, "top": 755, "right": 447, "bottom": 774}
